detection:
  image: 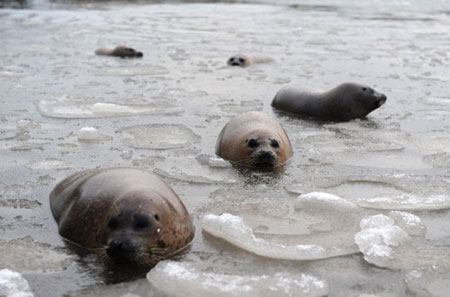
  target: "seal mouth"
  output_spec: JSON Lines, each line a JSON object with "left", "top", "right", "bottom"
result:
{"left": 229, "top": 61, "right": 241, "bottom": 66}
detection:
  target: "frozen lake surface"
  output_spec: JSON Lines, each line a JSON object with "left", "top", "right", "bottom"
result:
{"left": 1, "top": 0, "right": 450, "bottom": 296}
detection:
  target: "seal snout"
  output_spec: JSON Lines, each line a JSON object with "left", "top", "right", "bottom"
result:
{"left": 106, "top": 238, "right": 137, "bottom": 263}
{"left": 253, "top": 150, "right": 276, "bottom": 167}
{"left": 375, "top": 93, "right": 387, "bottom": 107}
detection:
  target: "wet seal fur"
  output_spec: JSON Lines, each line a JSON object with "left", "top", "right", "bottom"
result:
{"left": 95, "top": 46, "right": 143, "bottom": 58}
{"left": 227, "top": 54, "right": 272, "bottom": 67}
{"left": 215, "top": 111, "right": 293, "bottom": 169}
{"left": 272, "top": 82, "right": 387, "bottom": 122}
{"left": 50, "top": 167, "right": 194, "bottom": 267}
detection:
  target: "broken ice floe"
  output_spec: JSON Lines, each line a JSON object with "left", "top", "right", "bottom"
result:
{"left": 0, "top": 269, "right": 33, "bottom": 297}
{"left": 294, "top": 192, "right": 357, "bottom": 211}
{"left": 0, "top": 237, "right": 74, "bottom": 273}
{"left": 354, "top": 214, "right": 411, "bottom": 268}
{"left": 196, "top": 154, "right": 231, "bottom": 168}
{"left": 154, "top": 168, "right": 236, "bottom": 185}
{"left": 202, "top": 213, "right": 356, "bottom": 261}
{"left": 77, "top": 127, "right": 111, "bottom": 143}
{"left": 406, "top": 267, "right": 450, "bottom": 297}
{"left": 37, "top": 100, "right": 183, "bottom": 118}
{"left": 26, "top": 158, "right": 72, "bottom": 170}
{"left": 147, "top": 261, "right": 329, "bottom": 297}
{"left": 119, "top": 124, "right": 200, "bottom": 149}
{"left": 357, "top": 194, "right": 450, "bottom": 210}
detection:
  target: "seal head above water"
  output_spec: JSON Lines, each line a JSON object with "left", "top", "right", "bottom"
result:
{"left": 271, "top": 82, "right": 387, "bottom": 121}
{"left": 215, "top": 111, "right": 293, "bottom": 169}
{"left": 95, "top": 46, "right": 143, "bottom": 58}
{"left": 50, "top": 168, "right": 194, "bottom": 266}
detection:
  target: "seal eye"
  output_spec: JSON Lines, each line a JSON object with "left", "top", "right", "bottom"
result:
{"left": 107, "top": 216, "right": 120, "bottom": 231}
{"left": 271, "top": 139, "right": 280, "bottom": 148}
{"left": 247, "top": 138, "right": 259, "bottom": 149}
{"left": 133, "top": 214, "right": 151, "bottom": 230}
{"left": 238, "top": 58, "right": 245, "bottom": 63}
{"left": 154, "top": 214, "right": 160, "bottom": 221}
{"left": 362, "top": 87, "right": 367, "bottom": 91}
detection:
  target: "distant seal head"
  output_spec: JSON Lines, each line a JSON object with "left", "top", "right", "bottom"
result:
{"left": 271, "top": 82, "right": 387, "bottom": 122}
{"left": 95, "top": 46, "right": 143, "bottom": 58}
{"left": 215, "top": 111, "right": 293, "bottom": 169}
{"left": 50, "top": 168, "right": 194, "bottom": 266}
{"left": 227, "top": 54, "right": 272, "bottom": 67}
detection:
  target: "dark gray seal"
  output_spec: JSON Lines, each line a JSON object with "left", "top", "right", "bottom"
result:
{"left": 271, "top": 83, "right": 387, "bottom": 121}
{"left": 50, "top": 167, "right": 194, "bottom": 266}
{"left": 95, "top": 46, "right": 143, "bottom": 58}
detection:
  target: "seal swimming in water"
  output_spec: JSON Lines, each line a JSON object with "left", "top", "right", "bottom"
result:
{"left": 215, "top": 111, "right": 293, "bottom": 169}
{"left": 227, "top": 54, "right": 272, "bottom": 67}
{"left": 50, "top": 167, "right": 194, "bottom": 266}
{"left": 271, "top": 82, "right": 387, "bottom": 122}
{"left": 95, "top": 46, "right": 143, "bottom": 58}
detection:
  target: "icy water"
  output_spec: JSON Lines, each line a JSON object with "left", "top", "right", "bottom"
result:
{"left": 1, "top": 0, "right": 450, "bottom": 296}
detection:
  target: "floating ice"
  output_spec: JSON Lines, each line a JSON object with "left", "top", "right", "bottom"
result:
{"left": 0, "top": 269, "right": 33, "bottom": 297}
{"left": 0, "top": 71, "right": 27, "bottom": 78}
{"left": 196, "top": 154, "right": 231, "bottom": 168}
{"left": 354, "top": 214, "right": 410, "bottom": 268}
{"left": 37, "top": 100, "right": 183, "bottom": 118}
{"left": 147, "top": 261, "right": 329, "bottom": 297}
{"left": 388, "top": 211, "right": 426, "bottom": 236}
{"left": 295, "top": 192, "right": 357, "bottom": 211}
{"left": 119, "top": 124, "right": 200, "bottom": 149}
{"left": 0, "top": 237, "right": 74, "bottom": 273}
{"left": 357, "top": 194, "right": 450, "bottom": 210}
{"left": 26, "top": 158, "right": 71, "bottom": 170}
{"left": 154, "top": 168, "right": 236, "bottom": 185}
{"left": 77, "top": 126, "right": 99, "bottom": 142}
{"left": 202, "top": 213, "right": 354, "bottom": 260}
{"left": 406, "top": 267, "right": 450, "bottom": 297}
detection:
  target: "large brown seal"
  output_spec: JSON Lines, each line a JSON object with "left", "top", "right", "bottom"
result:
{"left": 95, "top": 46, "right": 143, "bottom": 58}
{"left": 215, "top": 111, "right": 293, "bottom": 169}
{"left": 271, "top": 82, "right": 387, "bottom": 122}
{"left": 50, "top": 168, "right": 194, "bottom": 266}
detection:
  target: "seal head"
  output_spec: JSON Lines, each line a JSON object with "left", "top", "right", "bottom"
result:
{"left": 50, "top": 168, "right": 194, "bottom": 267}
{"left": 227, "top": 54, "right": 251, "bottom": 67}
{"left": 215, "top": 111, "right": 293, "bottom": 170}
{"left": 95, "top": 46, "right": 143, "bottom": 58}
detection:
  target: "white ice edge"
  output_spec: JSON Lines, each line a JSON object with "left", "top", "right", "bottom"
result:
{"left": 202, "top": 213, "right": 355, "bottom": 261}
{"left": 357, "top": 194, "right": 450, "bottom": 210}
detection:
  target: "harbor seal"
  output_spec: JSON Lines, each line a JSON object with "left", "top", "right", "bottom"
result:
{"left": 215, "top": 111, "right": 293, "bottom": 169}
{"left": 271, "top": 83, "right": 387, "bottom": 121}
{"left": 95, "top": 46, "right": 143, "bottom": 58}
{"left": 50, "top": 168, "right": 194, "bottom": 266}
{"left": 227, "top": 54, "right": 272, "bottom": 67}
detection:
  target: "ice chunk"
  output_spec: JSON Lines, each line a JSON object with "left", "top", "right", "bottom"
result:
{"left": 196, "top": 154, "right": 231, "bottom": 168}
{"left": 354, "top": 214, "right": 410, "bottom": 268}
{"left": 0, "top": 237, "right": 74, "bottom": 273}
{"left": 147, "top": 261, "right": 328, "bottom": 297}
{"left": 202, "top": 213, "right": 354, "bottom": 260}
{"left": 119, "top": 124, "right": 200, "bottom": 149}
{"left": 0, "top": 269, "right": 33, "bottom": 297}
{"left": 37, "top": 100, "right": 183, "bottom": 118}
{"left": 154, "top": 168, "right": 236, "bottom": 185}
{"left": 77, "top": 127, "right": 99, "bottom": 141}
{"left": 26, "top": 158, "right": 71, "bottom": 170}
{"left": 295, "top": 192, "right": 357, "bottom": 211}
{"left": 388, "top": 211, "right": 426, "bottom": 236}
{"left": 357, "top": 194, "right": 450, "bottom": 210}
{"left": 406, "top": 267, "right": 450, "bottom": 297}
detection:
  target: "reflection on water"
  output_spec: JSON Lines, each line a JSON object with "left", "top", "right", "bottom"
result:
{"left": 1, "top": 0, "right": 450, "bottom": 296}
